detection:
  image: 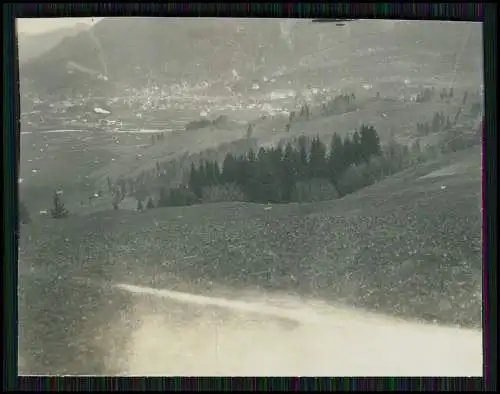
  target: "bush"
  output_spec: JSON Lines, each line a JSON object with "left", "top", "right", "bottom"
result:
{"left": 337, "top": 164, "right": 374, "bottom": 196}
{"left": 162, "top": 187, "right": 199, "bottom": 207}
{"left": 146, "top": 198, "right": 155, "bottom": 209}
{"left": 364, "top": 156, "right": 386, "bottom": 183}
{"left": 291, "top": 178, "right": 340, "bottom": 203}
{"left": 213, "top": 115, "right": 229, "bottom": 128}
{"left": 201, "top": 183, "right": 245, "bottom": 203}
{"left": 185, "top": 119, "right": 212, "bottom": 131}
{"left": 381, "top": 140, "right": 409, "bottom": 176}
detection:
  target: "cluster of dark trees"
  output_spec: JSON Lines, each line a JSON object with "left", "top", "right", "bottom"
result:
{"left": 439, "top": 87, "right": 454, "bottom": 100}
{"left": 415, "top": 87, "right": 435, "bottom": 103}
{"left": 155, "top": 124, "right": 382, "bottom": 207}
{"left": 185, "top": 115, "right": 229, "bottom": 132}
{"left": 320, "top": 93, "right": 357, "bottom": 116}
{"left": 417, "top": 111, "right": 453, "bottom": 135}
{"left": 150, "top": 132, "right": 166, "bottom": 145}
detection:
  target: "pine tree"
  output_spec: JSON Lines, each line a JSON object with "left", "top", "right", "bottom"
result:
{"left": 362, "top": 125, "right": 382, "bottom": 158}
{"left": 432, "top": 111, "right": 440, "bottom": 133}
{"left": 222, "top": 153, "right": 237, "bottom": 184}
{"left": 107, "top": 176, "right": 113, "bottom": 193}
{"left": 50, "top": 192, "right": 69, "bottom": 219}
{"left": 188, "top": 162, "right": 202, "bottom": 198}
{"left": 352, "top": 131, "right": 362, "bottom": 164}
{"left": 309, "top": 136, "right": 327, "bottom": 178}
{"left": 282, "top": 142, "right": 298, "bottom": 202}
{"left": 136, "top": 197, "right": 145, "bottom": 212}
{"left": 297, "top": 135, "right": 309, "bottom": 180}
{"left": 157, "top": 187, "right": 166, "bottom": 207}
{"left": 328, "top": 133, "right": 345, "bottom": 183}
{"left": 19, "top": 201, "right": 31, "bottom": 224}
{"left": 343, "top": 134, "right": 354, "bottom": 167}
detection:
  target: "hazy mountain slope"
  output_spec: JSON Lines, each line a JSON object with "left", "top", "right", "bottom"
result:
{"left": 17, "top": 23, "right": 92, "bottom": 64}
{"left": 20, "top": 18, "right": 482, "bottom": 96}
{"left": 20, "top": 18, "right": 298, "bottom": 94}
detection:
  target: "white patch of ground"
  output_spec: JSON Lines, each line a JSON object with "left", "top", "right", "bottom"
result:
{"left": 107, "top": 283, "right": 482, "bottom": 377}
{"left": 419, "top": 162, "right": 471, "bottom": 180}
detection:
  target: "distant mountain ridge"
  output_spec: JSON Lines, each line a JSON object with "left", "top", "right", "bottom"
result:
{"left": 17, "top": 22, "right": 92, "bottom": 64}
{"left": 20, "top": 19, "right": 483, "bottom": 98}
{"left": 21, "top": 18, "right": 295, "bottom": 95}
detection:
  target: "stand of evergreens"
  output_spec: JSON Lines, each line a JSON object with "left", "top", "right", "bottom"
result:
{"left": 157, "top": 124, "right": 384, "bottom": 207}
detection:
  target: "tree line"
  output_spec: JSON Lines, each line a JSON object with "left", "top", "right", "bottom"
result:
{"left": 155, "top": 124, "right": 382, "bottom": 207}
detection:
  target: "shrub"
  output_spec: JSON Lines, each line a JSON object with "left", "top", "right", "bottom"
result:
{"left": 185, "top": 119, "right": 212, "bottom": 131}
{"left": 291, "top": 178, "right": 340, "bottom": 203}
{"left": 337, "top": 164, "right": 374, "bottom": 196}
{"left": 201, "top": 183, "right": 245, "bottom": 203}
{"left": 50, "top": 192, "right": 69, "bottom": 219}
{"left": 163, "top": 187, "right": 199, "bottom": 207}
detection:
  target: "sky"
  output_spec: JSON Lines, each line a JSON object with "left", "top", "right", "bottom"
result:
{"left": 16, "top": 18, "right": 102, "bottom": 35}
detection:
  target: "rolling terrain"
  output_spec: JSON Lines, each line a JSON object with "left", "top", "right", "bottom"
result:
{"left": 19, "top": 145, "right": 482, "bottom": 375}
{"left": 18, "top": 19, "right": 484, "bottom": 376}
{"left": 20, "top": 145, "right": 483, "bottom": 328}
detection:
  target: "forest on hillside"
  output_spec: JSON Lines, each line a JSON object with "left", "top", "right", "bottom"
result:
{"left": 152, "top": 125, "right": 389, "bottom": 208}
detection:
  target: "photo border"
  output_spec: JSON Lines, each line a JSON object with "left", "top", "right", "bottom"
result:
{"left": 3, "top": 2, "right": 496, "bottom": 391}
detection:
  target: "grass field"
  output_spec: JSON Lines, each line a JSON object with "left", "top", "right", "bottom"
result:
{"left": 20, "top": 145, "right": 482, "bottom": 329}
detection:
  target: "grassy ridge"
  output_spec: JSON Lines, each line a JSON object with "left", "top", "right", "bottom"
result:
{"left": 20, "top": 146, "right": 482, "bottom": 329}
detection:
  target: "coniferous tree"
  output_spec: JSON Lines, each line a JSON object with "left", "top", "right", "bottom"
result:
{"left": 364, "top": 125, "right": 381, "bottom": 158}
{"left": 107, "top": 176, "right": 113, "bottom": 193}
{"left": 297, "top": 135, "right": 309, "bottom": 180}
{"left": 222, "top": 153, "right": 238, "bottom": 184}
{"left": 351, "top": 131, "right": 362, "bottom": 164}
{"left": 158, "top": 187, "right": 168, "bottom": 207}
{"left": 50, "top": 192, "right": 69, "bottom": 219}
{"left": 462, "top": 91, "right": 468, "bottom": 105}
{"left": 20, "top": 201, "right": 31, "bottom": 224}
{"left": 432, "top": 112, "right": 440, "bottom": 133}
{"left": 282, "top": 142, "right": 298, "bottom": 202}
{"left": 309, "top": 136, "right": 327, "bottom": 178}
{"left": 343, "top": 134, "right": 354, "bottom": 167}
{"left": 328, "top": 132, "right": 345, "bottom": 185}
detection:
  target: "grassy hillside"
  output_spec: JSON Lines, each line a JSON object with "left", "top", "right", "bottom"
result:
{"left": 20, "top": 146, "right": 482, "bottom": 329}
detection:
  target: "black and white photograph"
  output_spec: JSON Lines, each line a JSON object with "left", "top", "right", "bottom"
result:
{"left": 17, "top": 17, "right": 484, "bottom": 376}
